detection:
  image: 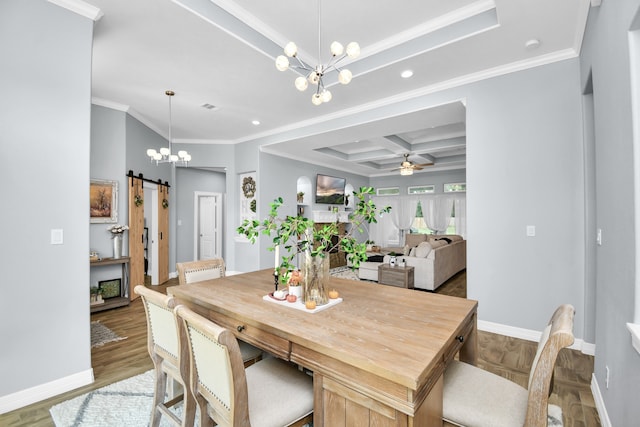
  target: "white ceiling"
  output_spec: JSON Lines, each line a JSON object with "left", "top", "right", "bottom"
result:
{"left": 84, "top": 0, "right": 592, "bottom": 177}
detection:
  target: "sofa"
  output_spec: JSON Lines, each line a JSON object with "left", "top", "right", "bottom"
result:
{"left": 358, "top": 234, "right": 466, "bottom": 291}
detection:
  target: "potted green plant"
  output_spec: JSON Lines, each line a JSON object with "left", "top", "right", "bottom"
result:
{"left": 237, "top": 187, "right": 390, "bottom": 305}
{"left": 365, "top": 239, "right": 375, "bottom": 251}
{"left": 297, "top": 191, "right": 305, "bottom": 203}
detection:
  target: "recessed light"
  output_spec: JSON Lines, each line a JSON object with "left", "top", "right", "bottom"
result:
{"left": 252, "top": 120, "right": 260, "bottom": 126}
{"left": 525, "top": 39, "right": 540, "bottom": 50}
{"left": 401, "top": 70, "right": 414, "bottom": 79}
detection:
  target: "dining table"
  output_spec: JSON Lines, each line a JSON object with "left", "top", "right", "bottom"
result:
{"left": 169, "top": 268, "right": 477, "bottom": 427}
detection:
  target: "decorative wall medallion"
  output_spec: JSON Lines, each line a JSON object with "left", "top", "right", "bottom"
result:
{"left": 242, "top": 176, "right": 256, "bottom": 198}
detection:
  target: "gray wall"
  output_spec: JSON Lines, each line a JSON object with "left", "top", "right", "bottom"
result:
{"left": 1, "top": 0, "right": 93, "bottom": 398}
{"left": 90, "top": 106, "right": 127, "bottom": 286}
{"left": 581, "top": 1, "right": 640, "bottom": 424}
{"left": 175, "top": 168, "right": 226, "bottom": 263}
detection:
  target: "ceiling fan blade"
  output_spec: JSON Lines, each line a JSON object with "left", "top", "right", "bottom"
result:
{"left": 416, "top": 162, "right": 434, "bottom": 167}
{"left": 413, "top": 166, "right": 424, "bottom": 170}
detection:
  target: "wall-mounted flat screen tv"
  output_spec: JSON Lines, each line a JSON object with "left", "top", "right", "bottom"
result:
{"left": 316, "top": 174, "right": 346, "bottom": 204}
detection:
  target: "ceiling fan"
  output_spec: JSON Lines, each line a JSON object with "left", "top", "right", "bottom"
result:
{"left": 392, "top": 154, "right": 433, "bottom": 175}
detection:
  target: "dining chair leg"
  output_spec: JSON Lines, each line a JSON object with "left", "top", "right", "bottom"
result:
{"left": 182, "top": 390, "right": 196, "bottom": 427}
{"left": 151, "top": 366, "right": 168, "bottom": 427}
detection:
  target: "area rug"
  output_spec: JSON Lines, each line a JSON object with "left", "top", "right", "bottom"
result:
{"left": 50, "top": 368, "right": 560, "bottom": 426}
{"left": 90, "top": 321, "right": 127, "bottom": 348}
{"left": 329, "top": 266, "right": 359, "bottom": 281}
{"left": 547, "top": 404, "right": 564, "bottom": 426}
{"left": 50, "top": 370, "right": 166, "bottom": 426}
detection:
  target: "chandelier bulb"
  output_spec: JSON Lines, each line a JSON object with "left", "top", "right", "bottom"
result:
{"left": 284, "top": 42, "right": 298, "bottom": 57}
{"left": 346, "top": 42, "right": 360, "bottom": 58}
{"left": 295, "top": 76, "right": 309, "bottom": 91}
{"left": 184, "top": 154, "right": 192, "bottom": 162}
{"left": 160, "top": 147, "right": 170, "bottom": 156}
{"left": 275, "top": 55, "right": 289, "bottom": 71}
{"left": 308, "top": 71, "right": 320, "bottom": 85}
{"left": 311, "top": 93, "right": 323, "bottom": 105}
{"left": 170, "top": 154, "right": 179, "bottom": 162}
{"left": 338, "top": 69, "right": 353, "bottom": 85}
{"left": 178, "top": 150, "right": 188, "bottom": 158}
{"left": 153, "top": 152, "right": 162, "bottom": 161}
{"left": 330, "top": 41, "right": 344, "bottom": 56}
{"left": 147, "top": 149, "right": 157, "bottom": 157}
{"left": 321, "top": 90, "right": 332, "bottom": 103}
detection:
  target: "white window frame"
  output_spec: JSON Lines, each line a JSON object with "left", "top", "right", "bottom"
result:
{"left": 376, "top": 187, "right": 400, "bottom": 196}
{"left": 444, "top": 182, "right": 466, "bottom": 193}
{"left": 408, "top": 185, "right": 435, "bottom": 194}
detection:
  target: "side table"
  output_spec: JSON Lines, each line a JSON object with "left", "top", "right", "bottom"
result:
{"left": 378, "top": 264, "right": 414, "bottom": 289}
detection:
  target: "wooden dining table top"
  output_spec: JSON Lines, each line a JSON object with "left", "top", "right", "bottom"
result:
{"left": 168, "top": 268, "right": 477, "bottom": 392}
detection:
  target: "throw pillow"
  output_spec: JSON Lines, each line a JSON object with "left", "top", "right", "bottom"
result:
{"left": 403, "top": 245, "right": 411, "bottom": 256}
{"left": 409, "top": 247, "right": 417, "bottom": 257}
{"left": 367, "top": 255, "right": 385, "bottom": 263}
{"left": 436, "top": 237, "right": 452, "bottom": 244}
{"left": 405, "top": 233, "right": 428, "bottom": 248}
{"left": 430, "top": 240, "right": 446, "bottom": 249}
{"left": 414, "top": 241, "right": 433, "bottom": 258}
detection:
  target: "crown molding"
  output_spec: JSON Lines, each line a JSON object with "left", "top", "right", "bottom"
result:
{"left": 92, "top": 97, "right": 129, "bottom": 112}
{"left": 47, "top": 0, "right": 103, "bottom": 21}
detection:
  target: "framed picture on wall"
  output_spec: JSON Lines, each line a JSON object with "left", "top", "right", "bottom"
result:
{"left": 90, "top": 179, "right": 118, "bottom": 223}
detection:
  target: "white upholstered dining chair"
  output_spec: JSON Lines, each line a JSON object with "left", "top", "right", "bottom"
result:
{"left": 175, "top": 258, "right": 263, "bottom": 366}
{"left": 175, "top": 304, "right": 314, "bottom": 427}
{"left": 442, "top": 304, "right": 575, "bottom": 427}
{"left": 135, "top": 285, "right": 195, "bottom": 427}
{"left": 176, "top": 258, "right": 226, "bottom": 285}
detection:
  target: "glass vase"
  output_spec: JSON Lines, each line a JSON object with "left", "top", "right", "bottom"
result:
{"left": 302, "top": 253, "right": 330, "bottom": 306}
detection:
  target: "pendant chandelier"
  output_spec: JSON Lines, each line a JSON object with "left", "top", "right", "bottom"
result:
{"left": 275, "top": 0, "right": 360, "bottom": 105}
{"left": 146, "top": 90, "right": 191, "bottom": 166}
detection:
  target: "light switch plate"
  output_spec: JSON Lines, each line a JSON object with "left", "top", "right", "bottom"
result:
{"left": 526, "top": 225, "right": 536, "bottom": 237}
{"left": 51, "top": 229, "right": 63, "bottom": 245}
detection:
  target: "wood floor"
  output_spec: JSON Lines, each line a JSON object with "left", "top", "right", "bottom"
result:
{"left": 1, "top": 272, "right": 600, "bottom": 427}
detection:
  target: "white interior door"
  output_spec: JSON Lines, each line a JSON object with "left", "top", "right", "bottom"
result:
{"left": 194, "top": 192, "right": 222, "bottom": 260}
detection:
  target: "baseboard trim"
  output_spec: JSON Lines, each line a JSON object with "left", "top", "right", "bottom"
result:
{"left": 0, "top": 368, "right": 94, "bottom": 415}
{"left": 478, "top": 320, "right": 595, "bottom": 355}
{"left": 591, "top": 374, "right": 612, "bottom": 427}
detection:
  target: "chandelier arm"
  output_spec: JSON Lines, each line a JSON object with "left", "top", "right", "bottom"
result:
{"left": 330, "top": 53, "right": 348, "bottom": 68}
{"left": 291, "top": 57, "right": 312, "bottom": 71}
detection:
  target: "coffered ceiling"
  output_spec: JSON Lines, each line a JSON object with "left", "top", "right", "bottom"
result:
{"left": 83, "top": 0, "right": 593, "bottom": 177}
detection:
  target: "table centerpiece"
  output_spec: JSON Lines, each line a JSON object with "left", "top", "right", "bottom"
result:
{"left": 237, "top": 186, "right": 390, "bottom": 305}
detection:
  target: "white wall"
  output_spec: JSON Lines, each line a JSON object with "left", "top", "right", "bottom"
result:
{"left": 0, "top": 0, "right": 93, "bottom": 408}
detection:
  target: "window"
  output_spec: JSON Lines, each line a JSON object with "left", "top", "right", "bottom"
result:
{"left": 444, "top": 182, "right": 466, "bottom": 192}
{"left": 408, "top": 185, "right": 435, "bottom": 194}
{"left": 410, "top": 200, "right": 457, "bottom": 235}
{"left": 376, "top": 187, "right": 400, "bottom": 196}
{"left": 410, "top": 201, "right": 429, "bottom": 233}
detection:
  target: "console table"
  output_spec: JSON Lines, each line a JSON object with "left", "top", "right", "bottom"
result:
{"left": 90, "top": 257, "right": 130, "bottom": 312}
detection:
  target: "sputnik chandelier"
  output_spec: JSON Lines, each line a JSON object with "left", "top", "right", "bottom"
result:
{"left": 146, "top": 90, "right": 192, "bottom": 166}
{"left": 275, "top": 0, "right": 360, "bottom": 105}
